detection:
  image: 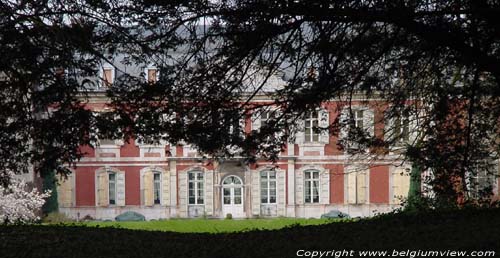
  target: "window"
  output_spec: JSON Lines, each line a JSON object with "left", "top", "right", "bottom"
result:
{"left": 394, "top": 116, "right": 410, "bottom": 144}
{"left": 260, "top": 171, "right": 277, "bottom": 204}
{"left": 261, "top": 111, "right": 271, "bottom": 128}
{"left": 304, "top": 170, "right": 320, "bottom": 203}
{"left": 469, "top": 168, "right": 495, "bottom": 200}
{"left": 188, "top": 171, "right": 204, "bottom": 205}
{"left": 153, "top": 172, "right": 161, "bottom": 204}
{"left": 304, "top": 112, "right": 319, "bottom": 143}
{"left": 147, "top": 68, "right": 158, "bottom": 83}
{"left": 108, "top": 173, "right": 116, "bottom": 205}
{"left": 102, "top": 67, "right": 114, "bottom": 87}
{"left": 354, "top": 110, "right": 364, "bottom": 129}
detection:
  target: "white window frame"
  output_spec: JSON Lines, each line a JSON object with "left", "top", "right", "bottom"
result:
{"left": 153, "top": 172, "right": 162, "bottom": 205}
{"left": 144, "top": 66, "right": 159, "bottom": 83}
{"left": 260, "top": 170, "right": 277, "bottom": 204}
{"left": 304, "top": 111, "right": 320, "bottom": 143}
{"left": 108, "top": 172, "right": 117, "bottom": 205}
{"left": 188, "top": 171, "right": 204, "bottom": 205}
{"left": 99, "top": 65, "right": 115, "bottom": 88}
{"left": 304, "top": 170, "right": 320, "bottom": 204}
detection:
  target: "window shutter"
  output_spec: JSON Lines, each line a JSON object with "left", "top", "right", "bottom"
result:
{"left": 273, "top": 109, "right": 284, "bottom": 140}
{"left": 339, "top": 108, "right": 349, "bottom": 141}
{"left": 204, "top": 170, "right": 214, "bottom": 215}
{"left": 116, "top": 172, "right": 126, "bottom": 206}
{"left": 97, "top": 171, "right": 108, "bottom": 206}
{"left": 392, "top": 168, "right": 410, "bottom": 204}
{"left": 409, "top": 113, "right": 419, "bottom": 144}
{"left": 239, "top": 117, "right": 246, "bottom": 136}
{"left": 356, "top": 171, "right": 367, "bottom": 204}
{"left": 363, "top": 108, "right": 374, "bottom": 137}
{"left": 57, "top": 175, "right": 73, "bottom": 207}
{"left": 347, "top": 171, "right": 356, "bottom": 204}
{"left": 294, "top": 117, "right": 305, "bottom": 144}
{"left": 385, "top": 112, "right": 395, "bottom": 142}
{"left": 295, "top": 171, "right": 304, "bottom": 205}
{"left": 277, "top": 170, "right": 286, "bottom": 216}
{"left": 320, "top": 170, "right": 330, "bottom": 204}
{"left": 143, "top": 171, "right": 153, "bottom": 206}
{"left": 251, "top": 111, "right": 261, "bottom": 131}
{"left": 318, "top": 108, "right": 330, "bottom": 144}
{"left": 161, "top": 170, "right": 170, "bottom": 206}
{"left": 251, "top": 171, "right": 260, "bottom": 216}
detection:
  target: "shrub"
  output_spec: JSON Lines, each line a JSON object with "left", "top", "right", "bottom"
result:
{"left": 42, "top": 212, "right": 73, "bottom": 223}
{"left": 225, "top": 213, "right": 232, "bottom": 220}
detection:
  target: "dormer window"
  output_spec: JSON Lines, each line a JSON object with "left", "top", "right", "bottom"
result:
{"left": 101, "top": 67, "right": 114, "bottom": 87}
{"left": 147, "top": 68, "right": 158, "bottom": 83}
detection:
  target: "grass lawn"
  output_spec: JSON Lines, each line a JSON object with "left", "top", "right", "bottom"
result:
{"left": 79, "top": 218, "right": 334, "bottom": 233}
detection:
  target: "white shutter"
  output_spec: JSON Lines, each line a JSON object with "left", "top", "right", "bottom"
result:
{"left": 143, "top": 171, "right": 153, "bottom": 206}
{"left": 251, "top": 171, "right": 260, "bottom": 216}
{"left": 357, "top": 171, "right": 367, "bottom": 204}
{"left": 296, "top": 171, "right": 304, "bottom": 205}
{"left": 385, "top": 112, "right": 395, "bottom": 142}
{"left": 347, "top": 170, "right": 356, "bottom": 204}
{"left": 320, "top": 170, "right": 330, "bottom": 204}
{"left": 294, "top": 116, "right": 305, "bottom": 144}
{"left": 318, "top": 108, "right": 330, "bottom": 144}
{"left": 239, "top": 117, "right": 246, "bottom": 137}
{"left": 409, "top": 112, "right": 419, "bottom": 144}
{"left": 205, "top": 170, "right": 214, "bottom": 215}
{"left": 363, "top": 108, "right": 375, "bottom": 137}
{"left": 161, "top": 170, "right": 170, "bottom": 206}
{"left": 277, "top": 170, "right": 286, "bottom": 216}
{"left": 274, "top": 109, "right": 284, "bottom": 140}
{"left": 96, "top": 170, "right": 108, "bottom": 206}
{"left": 339, "top": 108, "right": 349, "bottom": 141}
{"left": 251, "top": 111, "right": 261, "bottom": 132}
{"left": 116, "top": 172, "right": 126, "bottom": 206}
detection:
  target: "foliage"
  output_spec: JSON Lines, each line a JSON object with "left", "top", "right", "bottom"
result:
{"left": 41, "top": 170, "right": 58, "bottom": 215}
{"left": 1, "top": 209, "right": 499, "bottom": 257}
{"left": 1, "top": 0, "right": 499, "bottom": 207}
{"left": 0, "top": 172, "right": 50, "bottom": 224}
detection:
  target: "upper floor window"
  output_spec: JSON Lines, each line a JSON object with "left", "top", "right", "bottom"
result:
{"left": 108, "top": 172, "right": 116, "bottom": 205}
{"left": 304, "top": 170, "right": 320, "bottom": 203}
{"left": 188, "top": 171, "right": 204, "bottom": 205}
{"left": 353, "top": 110, "right": 364, "bottom": 129}
{"left": 146, "top": 68, "right": 158, "bottom": 83}
{"left": 304, "top": 112, "right": 319, "bottom": 143}
{"left": 102, "top": 67, "right": 114, "bottom": 87}
{"left": 261, "top": 111, "right": 271, "bottom": 128}
{"left": 260, "top": 171, "right": 277, "bottom": 204}
{"left": 394, "top": 115, "right": 410, "bottom": 144}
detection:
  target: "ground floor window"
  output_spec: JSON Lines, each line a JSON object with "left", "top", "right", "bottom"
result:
{"left": 188, "top": 171, "right": 204, "bottom": 204}
{"left": 260, "top": 171, "right": 276, "bottom": 204}
{"left": 304, "top": 170, "right": 320, "bottom": 203}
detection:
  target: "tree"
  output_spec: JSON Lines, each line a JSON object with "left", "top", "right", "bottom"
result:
{"left": 1, "top": 0, "right": 499, "bottom": 207}
{"left": 0, "top": 171, "right": 50, "bottom": 224}
{"left": 107, "top": 0, "right": 500, "bottom": 206}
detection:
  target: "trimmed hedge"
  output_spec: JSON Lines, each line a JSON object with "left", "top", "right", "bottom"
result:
{"left": 1, "top": 208, "right": 499, "bottom": 258}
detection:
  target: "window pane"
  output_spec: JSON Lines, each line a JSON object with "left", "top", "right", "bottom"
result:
{"left": 313, "top": 172, "right": 319, "bottom": 179}
{"left": 269, "top": 172, "right": 276, "bottom": 179}
{"left": 223, "top": 188, "right": 230, "bottom": 197}
{"left": 234, "top": 196, "right": 242, "bottom": 204}
{"left": 234, "top": 188, "right": 241, "bottom": 196}
{"left": 305, "top": 172, "right": 311, "bottom": 179}
{"left": 188, "top": 172, "right": 195, "bottom": 180}
{"left": 198, "top": 173, "right": 203, "bottom": 180}
{"left": 189, "top": 197, "right": 195, "bottom": 204}
{"left": 270, "top": 196, "right": 276, "bottom": 203}
{"left": 224, "top": 197, "right": 231, "bottom": 204}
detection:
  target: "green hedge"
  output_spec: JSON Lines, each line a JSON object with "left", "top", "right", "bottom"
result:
{"left": 1, "top": 208, "right": 499, "bottom": 258}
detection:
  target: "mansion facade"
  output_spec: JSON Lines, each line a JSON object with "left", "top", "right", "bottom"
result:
{"left": 57, "top": 95, "right": 422, "bottom": 221}
{"left": 55, "top": 65, "right": 500, "bottom": 221}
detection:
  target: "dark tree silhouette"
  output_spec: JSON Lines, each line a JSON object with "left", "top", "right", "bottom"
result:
{"left": 1, "top": 0, "right": 499, "bottom": 206}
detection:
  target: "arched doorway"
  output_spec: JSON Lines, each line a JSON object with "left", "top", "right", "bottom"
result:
{"left": 221, "top": 175, "right": 244, "bottom": 218}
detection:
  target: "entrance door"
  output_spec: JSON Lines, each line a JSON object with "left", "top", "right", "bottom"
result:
{"left": 221, "top": 175, "right": 244, "bottom": 218}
